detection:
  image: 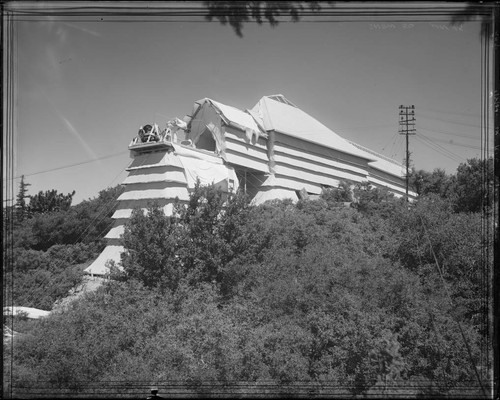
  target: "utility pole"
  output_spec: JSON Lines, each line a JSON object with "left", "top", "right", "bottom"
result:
{"left": 399, "top": 105, "right": 416, "bottom": 199}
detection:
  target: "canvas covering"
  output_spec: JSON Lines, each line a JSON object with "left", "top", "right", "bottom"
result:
{"left": 3, "top": 306, "right": 50, "bottom": 319}
{"left": 85, "top": 94, "right": 415, "bottom": 276}
{"left": 251, "top": 96, "right": 375, "bottom": 162}
{"left": 84, "top": 245, "right": 124, "bottom": 276}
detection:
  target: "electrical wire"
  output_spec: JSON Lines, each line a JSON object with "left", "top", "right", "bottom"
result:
{"left": 414, "top": 135, "right": 464, "bottom": 164}
{"left": 417, "top": 131, "right": 492, "bottom": 151}
{"left": 67, "top": 160, "right": 133, "bottom": 243}
{"left": 18, "top": 149, "right": 156, "bottom": 307}
{"left": 380, "top": 132, "right": 399, "bottom": 153}
{"left": 6, "top": 2, "right": 494, "bottom": 392}
{"left": 14, "top": 156, "right": 131, "bottom": 307}
{"left": 414, "top": 133, "right": 466, "bottom": 163}
{"left": 17, "top": 190, "right": 122, "bottom": 307}
{"left": 418, "top": 124, "right": 482, "bottom": 140}
{"left": 2, "top": 151, "right": 131, "bottom": 205}
{"left": 418, "top": 106, "right": 480, "bottom": 119}
{"left": 388, "top": 134, "right": 405, "bottom": 162}
{"left": 419, "top": 112, "right": 483, "bottom": 129}
{"left": 5, "top": 150, "right": 130, "bottom": 182}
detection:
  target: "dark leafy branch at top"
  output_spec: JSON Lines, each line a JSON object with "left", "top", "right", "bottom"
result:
{"left": 204, "top": 1, "right": 324, "bottom": 37}
{"left": 205, "top": 1, "right": 496, "bottom": 38}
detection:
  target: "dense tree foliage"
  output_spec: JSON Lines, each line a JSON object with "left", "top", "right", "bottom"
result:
{"left": 7, "top": 158, "right": 492, "bottom": 397}
{"left": 409, "top": 158, "right": 495, "bottom": 214}
{"left": 4, "top": 184, "right": 124, "bottom": 310}
{"left": 409, "top": 168, "right": 452, "bottom": 198}
{"left": 119, "top": 183, "right": 251, "bottom": 293}
{"left": 449, "top": 158, "right": 494, "bottom": 213}
{"left": 28, "top": 189, "right": 76, "bottom": 215}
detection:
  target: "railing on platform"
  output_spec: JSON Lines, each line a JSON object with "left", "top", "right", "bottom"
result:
{"left": 128, "top": 128, "right": 174, "bottom": 149}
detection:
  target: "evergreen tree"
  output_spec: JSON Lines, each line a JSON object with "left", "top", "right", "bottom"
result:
{"left": 29, "top": 189, "right": 75, "bottom": 214}
{"left": 15, "top": 175, "right": 31, "bottom": 221}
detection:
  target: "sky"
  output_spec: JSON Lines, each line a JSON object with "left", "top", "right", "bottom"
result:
{"left": 4, "top": 1, "right": 493, "bottom": 205}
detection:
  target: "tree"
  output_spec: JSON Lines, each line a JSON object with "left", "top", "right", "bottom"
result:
{"left": 15, "top": 175, "right": 31, "bottom": 221}
{"left": 447, "top": 157, "right": 494, "bottom": 213}
{"left": 29, "top": 189, "right": 75, "bottom": 214}
{"left": 4, "top": 185, "right": 125, "bottom": 310}
{"left": 121, "top": 182, "right": 251, "bottom": 292}
{"left": 9, "top": 179, "right": 488, "bottom": 397}
{"left": 319, "top": 181, "right": 353, "bottom": 205}
{"left": 120, "top": 202, "right": 187, "bottom": 291}
{"left": 351, "top": 181, "right": 403, "bottom": 218}
{"left": 204, "top": 1, "right": 325, "bottom": 37}
{"left": 12, "top": 185, "right": 123, "bottom": 251}
{"left": 409, "top": 167, "right": 452, "bottom": 198}
{"left": 68, "top": 184, "right": 125, "bottom": 246}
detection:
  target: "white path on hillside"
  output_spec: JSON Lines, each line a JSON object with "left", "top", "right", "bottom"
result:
{"left": 52, "top": 276, "right": 108, "bottom": 313}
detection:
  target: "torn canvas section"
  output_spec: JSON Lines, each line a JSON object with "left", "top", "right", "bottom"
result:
{"left": 174, "top": 144, "right": 239, "bottom": 193}
{"left": 187, "top": 102, "right": 228, "bottom": 160}
{"left": 206, "top": 120, "right": 227, "bottom": 160}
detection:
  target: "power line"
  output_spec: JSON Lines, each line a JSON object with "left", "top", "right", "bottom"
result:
{"left": 8, "top": 160, "right": 131, "bottom": 306}
{"left": 17, "top": 151, "right": 155, "bottom": 307}
{"left": 7, "top": 150, "right": 129, "bottom": 181}
{"left": 417, "top": 131, "right": 493, "bottom": 151}
{"left": 418, "top": 106, "right": 480, "bottom": 119}
{"left": 418, "top": 124, "right": 482, "bottom": 140}
{"left": 18, "top": 198, "right": 121, "bottom": 307}
{"left": 415, "top": 134, "right": 465, "bottom": 163}
{"left": 380, "top": 132, "right": 399, "bottom": 153}
{"left": 414, "top": 137, "right": 460, "bottom": 163}
{"left": 418, "top": 113, "right": 485, "bottom": 129}
{"left": 414, "top": 134, "right": 465, "bottom": 164}
{"left": 392, "top": 135, "right": 405, "bottom": 162}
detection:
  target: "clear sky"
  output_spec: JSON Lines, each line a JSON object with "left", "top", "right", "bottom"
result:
{"left": 5, "top": 2, "right": 492, "bottom": 204}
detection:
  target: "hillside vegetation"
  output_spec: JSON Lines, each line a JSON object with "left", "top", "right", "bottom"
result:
{"left": 3, "top": 158, "right": 494, "bottom": 398}
{"left": 3, "top": 185, "right": 124, "bottom": 310}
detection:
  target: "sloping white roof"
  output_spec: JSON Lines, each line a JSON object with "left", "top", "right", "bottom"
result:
{"left": 251, "top": 95, "right": 374, "bottom": 161}
{"left": 348, "top": 140, "right": 405, "bottom": 178}
{"left": 197, "top": 98, "right": 263, "bottom": 136}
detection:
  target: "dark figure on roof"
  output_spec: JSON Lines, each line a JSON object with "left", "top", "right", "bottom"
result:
{"left": 146, "top": 387, "right": 164, "bottom": 399}
{"left": 138, "top": 124, "right": 159, "bottom": 143}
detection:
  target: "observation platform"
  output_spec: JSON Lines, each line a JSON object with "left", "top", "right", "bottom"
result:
{"left": 128, "top": 136, "right": 174, "bottom": 153}
{"left": 128, "top": 123, "right": 175, "bottom": 153}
